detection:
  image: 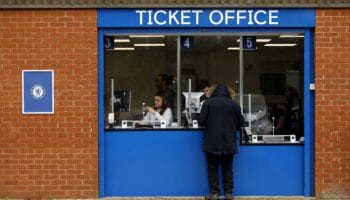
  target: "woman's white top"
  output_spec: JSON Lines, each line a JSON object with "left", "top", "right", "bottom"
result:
{"left": 142, "top": 108, "right": 173, "bottom": 127}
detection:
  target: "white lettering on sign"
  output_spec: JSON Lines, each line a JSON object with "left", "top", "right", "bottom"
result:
{"left": 247, "top": 10, "right": 254, "bottom": 25}
{"left": 136, "top": 10, "right": 146, "bottom": 24}
{"left": 147, "top": 10, "right": 152, "bottom": 25}
{"left": 225, "top": 10, "right": 235, "bottom": 24}
{"left": 154, "top": 10, "right": 167, "bottom": 25}
{"left": 236, "top": 10, "right": 246, "bottom": 25}
{"left": 209, "top": 10, "right": 223, "bottom": 25}
{"left": 181, "top": 10, "right": 191, "bottom": 25}
{"left": 269, "top": 10, "right": 279, "bottom": 25}
{"left": 136, "top": 10, "right": 203, "bottom": 26}
{"left": 135, "top": 9, "right": 279, "bottom": 26}
{"left": 192, "top": 10, "right": 202, "bottom": 25}
{"left": 254, "top": 10, "right": 267, "bottom": 25}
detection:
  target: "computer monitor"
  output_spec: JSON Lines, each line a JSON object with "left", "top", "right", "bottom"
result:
{"left": 114, "top": 90, "right": 131, "bottom": 112}
{"left": 260, "top": 73, "right": 286, "bottom": 95}
{"left": 182, "top": 92, "right": 204, "bottom": 113}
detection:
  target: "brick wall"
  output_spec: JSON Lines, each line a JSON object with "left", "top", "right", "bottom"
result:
{"left": 1, "top": 7, "right": 350, "bottom": 199}
{"left": 0, "top": 10, "right": 98, "bottom": 198}
{"left": 315, "top": 9, "right": 350, "bottom": 199}
{"left": 0, "top": 0, "right": 349, "bottom": 8}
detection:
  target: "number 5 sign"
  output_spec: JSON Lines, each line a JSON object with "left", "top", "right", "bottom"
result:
{"left": 181, "top": 36, "right": 194, "bottom": 50}
{"left": 243, "top": 36, "right": 257, "bottom": 50}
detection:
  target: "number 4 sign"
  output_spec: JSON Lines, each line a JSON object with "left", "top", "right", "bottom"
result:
{"left": 181, "top": 36, "right": 194, "bottom": 50}
{"left": 243, "top": 36, "right": 257, "bottom": 50}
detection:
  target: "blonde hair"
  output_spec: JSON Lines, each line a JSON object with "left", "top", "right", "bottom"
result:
{"left": 206, "top": 84, "right": 216, "bottom": 97}
{"left": 228, "top": 86, "right": 236, "bottom": 98}
{"left": 206, "top": 84, "right": 237, "bottom": 99}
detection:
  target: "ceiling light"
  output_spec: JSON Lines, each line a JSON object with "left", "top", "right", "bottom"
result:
{"left": 134, "top": 43, "right": 165, "bottom": 47}
{"left": 264, "top": 43, "right": 297, "bottom": 47}
{"left": 114, "top": 39, "right": 130, "bottom": 43}
{"left": 237, "top": 39, "right": 271, "bottom": 43}
{"left": 114, "top": 47, "right": 135, "bottom": 51}
{"left": 280, "top": 35, "right": 304, "bottom": 38}
{"left": 257, "top": 39, "right": 272, "bottom": 42}
{"left": 227, "top": 47, "right": 240, "bottom": 50}
{"left": 130, "top": 35, "right": 165, "bottom": 38}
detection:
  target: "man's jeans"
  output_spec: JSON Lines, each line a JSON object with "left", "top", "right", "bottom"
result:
{"left": 205, "top": 152, "right": 234, "bottom": 195}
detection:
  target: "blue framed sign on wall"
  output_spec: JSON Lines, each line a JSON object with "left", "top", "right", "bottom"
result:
{"left": 22, "top": 70, "right": 54, "bottom": 114}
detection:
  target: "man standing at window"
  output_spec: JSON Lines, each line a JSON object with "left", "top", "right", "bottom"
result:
{"left": 198, "top": 83, "right": 244, "bottom": 200}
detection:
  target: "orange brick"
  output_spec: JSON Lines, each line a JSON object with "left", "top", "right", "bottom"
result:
{"left": 0, "top": 9, "right": 97, "bottom": 199}
{"left": 315, "top": 9, "right": 350, "bottom": 198}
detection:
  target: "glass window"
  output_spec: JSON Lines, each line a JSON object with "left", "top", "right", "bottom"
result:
{"left": 104, "top": 33, "right": 304, "bottom": 143}
{"left": 240, "top": 34, "right": 304, "bottom": 144}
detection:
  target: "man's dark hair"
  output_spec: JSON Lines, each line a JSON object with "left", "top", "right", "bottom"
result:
{"left": 158, "top": 73, "right": 173, "bottom": 86}
{"left": 155, "top": 91, "right": 168, "bottom": 115}
{"left": 198, "top": 79, "right": 210, "bottom": 91}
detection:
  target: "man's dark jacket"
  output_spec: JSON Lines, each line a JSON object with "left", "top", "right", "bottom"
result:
{"left": 198, "top": 83, "right": 244, "bottom": 155}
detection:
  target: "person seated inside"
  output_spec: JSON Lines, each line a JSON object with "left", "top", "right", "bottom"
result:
{"left": 198, "top": 79, "right": 211, "bottom": 103}
{"left": 155, "top": 73, "right": 175, "bottom": 111}
{"left": 140, "top": 94, "right": 173, "bottom": 127}
{"left": 274, "top": 107, "right": 287, "bottom": 135}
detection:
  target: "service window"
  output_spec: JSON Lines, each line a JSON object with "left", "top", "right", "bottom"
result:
{"left": 104, "top": 33, "right": 304, "bottom": 144}
{"left": 104, "top": 35, "right": 177, "bottom": 127}
{"left": 239, "top": 34, "right": 304, "bottom": 144}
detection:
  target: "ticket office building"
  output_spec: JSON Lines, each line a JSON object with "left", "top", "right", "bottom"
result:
{"left": 98, "top": 9, "right": 315, "bottom": 197}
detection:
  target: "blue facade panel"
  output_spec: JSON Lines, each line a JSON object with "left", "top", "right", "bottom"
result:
{"left": 104, "top": 130, "right": 303, "bottom": 196}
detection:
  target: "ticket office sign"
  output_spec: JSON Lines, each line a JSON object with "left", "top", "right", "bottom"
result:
{"left": 98, "top": 8, "right": 315, "bottom": 28}
{"left": 22, "top": 70, "right": 54, "bottom": 114}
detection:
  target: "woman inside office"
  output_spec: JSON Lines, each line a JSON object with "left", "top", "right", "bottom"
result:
{"left": 141, "top": 93, "right": 173, "bottom": 127}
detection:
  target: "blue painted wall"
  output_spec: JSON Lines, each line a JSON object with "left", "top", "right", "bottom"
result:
{"left": 103, "top": 130, "right": 303, "bottom": 197}
{"left": 235, "top": 144, "right": 303, "bottom": 195}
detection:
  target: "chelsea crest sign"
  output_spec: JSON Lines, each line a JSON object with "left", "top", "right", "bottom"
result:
{"left": 22, "top": 70, "right": 54, "bottom": 114}
{"left": 31, "top": 84, "right": 46, "bottom": 100}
